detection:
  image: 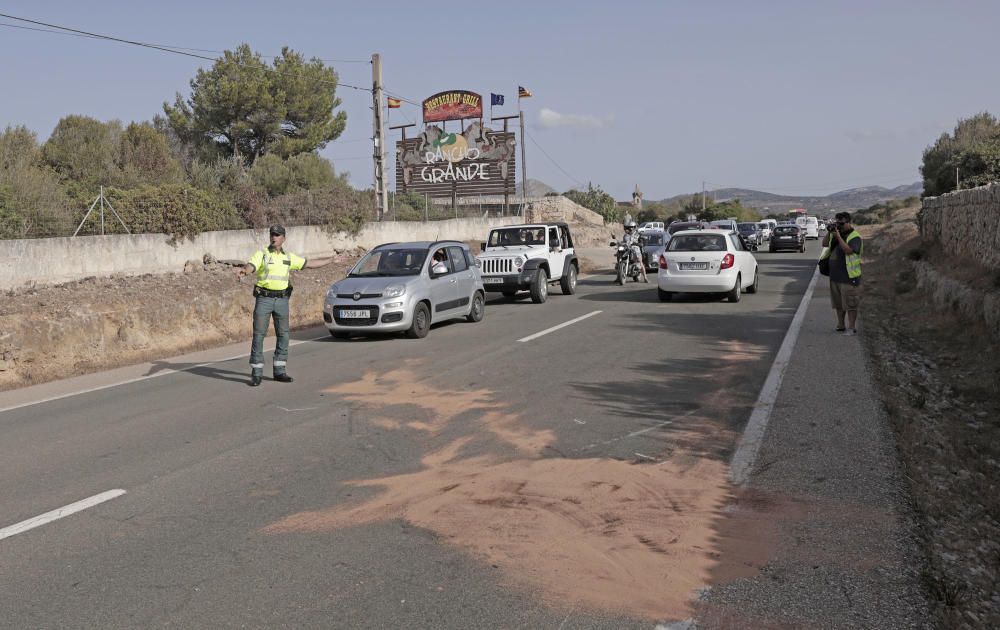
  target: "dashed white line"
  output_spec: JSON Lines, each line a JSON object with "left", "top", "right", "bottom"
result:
{"left": 0, "top": 489, "right": 127, "bottom": 541}
{"left": 517, "top": 310, "right": 602, "bottom": 343}
{"left": 729, "top": 268, "right": 820, "bottom": 485}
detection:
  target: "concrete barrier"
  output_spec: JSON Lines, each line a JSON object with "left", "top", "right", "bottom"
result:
{"left": 1, "top": 217, "right": 520, "bottom": 290}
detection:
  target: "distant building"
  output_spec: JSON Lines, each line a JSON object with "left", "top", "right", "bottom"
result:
{"left": 632, "top": 184, "right": 643, "bottom": 210}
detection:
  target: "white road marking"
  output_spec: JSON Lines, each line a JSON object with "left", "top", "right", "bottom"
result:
{"left": 729, "top": 267, "right": 820, "bottom": 485}
{"left": 517, "top": 310, "right": 602, "bottom": 343}
{"left": 0, "top": 489, "right": 126, "bottom": 541}
{"left": 277, "top": 406, "right": 318, "bottom": 412}
{"left": 0, "top": 334, "right": 330, "bottom": 415}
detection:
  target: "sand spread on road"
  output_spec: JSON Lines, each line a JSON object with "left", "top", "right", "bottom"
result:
{"left": 264, "top": 366, "right": 746, "bottom": 619}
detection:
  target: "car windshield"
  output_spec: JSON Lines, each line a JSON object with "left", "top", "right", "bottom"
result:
{"left": 757, "top": 223, "right": 768, "bottom": 229}
{"left": 737, "top": 223, "right": 757, "bottom": 233}
{"left": 349, "top": 248, "right": 428, "bottom": 277}
{"left": 643, "top": 234, "right": 664, "bottom": 246}
{"left": 488, "top": 227, "right": 546, "bottom": 247}
{"left": 773, "top": 226, "right": 799, "bottom": 236}
{"left": 668, "top": 234, "right": 727, "bottom": 252}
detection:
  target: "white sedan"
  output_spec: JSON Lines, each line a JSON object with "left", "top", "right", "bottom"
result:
{"left": 656, "top": 229, "right": 759, "bottom": 302}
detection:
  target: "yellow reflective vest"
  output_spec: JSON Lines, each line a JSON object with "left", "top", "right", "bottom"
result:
{"left": 820, "top": 229, "right": 862, "bottom": 280}
{"left": 248, "top": 248, "right": 306, "bottom": 290}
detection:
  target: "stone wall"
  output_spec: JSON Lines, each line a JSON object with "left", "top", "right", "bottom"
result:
{"left": 920, "top": 183, "right": 1000, "bottom": 270}
{"left": 0, "top": 217, "right": 520, "bottom": 291}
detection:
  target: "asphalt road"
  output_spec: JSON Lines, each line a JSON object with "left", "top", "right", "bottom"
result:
{"left": 0, "top": 248, "right": 818, "bottom": 629}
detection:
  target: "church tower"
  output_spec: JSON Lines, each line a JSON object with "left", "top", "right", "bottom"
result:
{"left": 632, "top": 184, "right": 643, "bottom": 210}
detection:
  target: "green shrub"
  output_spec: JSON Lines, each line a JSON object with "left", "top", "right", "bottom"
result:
{"left": 99, "top": 184, "right": 243, "bottom": 239}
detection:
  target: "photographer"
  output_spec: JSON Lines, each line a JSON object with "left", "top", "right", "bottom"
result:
{"left": 820, "top": 212, "right": 863, "bottom": 335}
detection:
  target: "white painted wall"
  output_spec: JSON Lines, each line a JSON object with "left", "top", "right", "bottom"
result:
{"left": 2, "top": 217, "right": 519, "bottom": 290}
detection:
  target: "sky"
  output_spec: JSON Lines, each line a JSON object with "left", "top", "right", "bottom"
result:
{"left": 2, "top": 0, "right": 999, "bottom": 200}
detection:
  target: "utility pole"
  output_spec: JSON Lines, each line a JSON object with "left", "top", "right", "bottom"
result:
{"left": 956, "top": 167, "right": 960, "bottom": 191}
{"left": 519, "top": 110, "right": 528, "bottom": 203}
{"left": 702, "top": 181, "right": 706, "bottom": 212}
{"left": 371, "top": 53, "right": 389, "bottom": 221}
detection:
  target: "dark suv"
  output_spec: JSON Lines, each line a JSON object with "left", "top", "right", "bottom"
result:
{"left": 737, "top": 222, "right": 762, "bottom": 247}
{"left": 769, "top": 224, "right": 805, "bottom": 253}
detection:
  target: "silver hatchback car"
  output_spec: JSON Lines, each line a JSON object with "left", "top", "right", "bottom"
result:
{"left": 323, "top": 241, "right": 485, "bottom": 339}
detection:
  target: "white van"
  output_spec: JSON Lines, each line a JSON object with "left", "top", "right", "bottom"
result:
{"left": 795, "top": 216, "right": 819, "bottom": 240}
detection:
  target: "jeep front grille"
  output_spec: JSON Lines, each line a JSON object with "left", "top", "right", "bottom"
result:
{"left": 482, "top": 258, "right": 514, "bottom": 274}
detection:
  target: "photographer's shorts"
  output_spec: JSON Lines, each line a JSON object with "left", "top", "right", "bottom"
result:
{"left": 830, "top": 280, "right": 861, "bottom": 311}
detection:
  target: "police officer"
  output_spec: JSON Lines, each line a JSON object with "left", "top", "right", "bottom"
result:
{"left": 235, "top": 225, "right": 336, "bottom": 386}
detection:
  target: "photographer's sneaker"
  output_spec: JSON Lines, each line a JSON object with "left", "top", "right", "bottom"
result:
{"left": 843, "top": 329, "right": 858, "bottom": 336}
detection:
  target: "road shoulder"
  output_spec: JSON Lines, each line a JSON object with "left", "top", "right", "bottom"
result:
{"left": 698, "top": 276, "right": 929, "bottom": 628}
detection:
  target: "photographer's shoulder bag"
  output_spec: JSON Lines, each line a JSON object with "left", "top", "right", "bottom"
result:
{"left": 817, "top": 247, "right": 831, "bottom": 276}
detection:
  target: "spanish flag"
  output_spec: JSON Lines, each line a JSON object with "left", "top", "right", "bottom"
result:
{"left": 518, "top": 86, "right": 532, "bottom": 98}
{"left": 387, "top": 97, "right": 401, "bottom": 108}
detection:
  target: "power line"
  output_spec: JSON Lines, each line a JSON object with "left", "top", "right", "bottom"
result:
{"left": 525, "top": 130, "right": 585, "bottom": 187}
{"left": 0, "top": 22, "right": 368, "bottom": 63}
{"left": 0, "top": 13, "right": 371, "bottom": 92}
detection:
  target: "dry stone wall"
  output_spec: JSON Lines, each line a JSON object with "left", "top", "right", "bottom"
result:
{"left": 920, "top": 183, "right": 1000, "bottom": 270}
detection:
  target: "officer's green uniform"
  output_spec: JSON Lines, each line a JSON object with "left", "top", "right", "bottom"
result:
{"left": 248, "top": 247, "right": 306, "bottom": 380}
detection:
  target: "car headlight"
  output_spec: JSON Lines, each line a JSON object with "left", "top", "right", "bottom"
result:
{"left": 382, "top": 285, "right": 405, "bottom": 298}
{"left": 514, "top": 256, "right": 524, "bottom": 267}
{"left": 326, "top": 285, "right": 339, "bottom": 298}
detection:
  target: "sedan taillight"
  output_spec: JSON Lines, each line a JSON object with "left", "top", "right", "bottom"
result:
{"left": 659, "top": 254, "right": 667, "bottom": 268}
{"left": 720, "top": 253, "right": 735, "bottom": 269}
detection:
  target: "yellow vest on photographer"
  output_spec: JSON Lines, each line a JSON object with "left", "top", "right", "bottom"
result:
{"left": 819, "top": 230, "right": 862, "bottom": 279}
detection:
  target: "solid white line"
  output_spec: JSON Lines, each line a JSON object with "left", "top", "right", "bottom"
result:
{"left": 729, "top": 268, "right": 820, "bottom": 485}
{"left": 0, "top": 334, "right": 330, "bottom": 415}
{"left": 517, "top": 311, "right": 602, "bottom": 343}
{"left": 0, "top": 489, "right": 127, "bottom": 541}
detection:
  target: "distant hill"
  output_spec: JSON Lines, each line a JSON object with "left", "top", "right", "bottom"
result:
{"left": 659, "top": 182, "right": 922, "bottom": 215}
{"left": 521, "top": 178, "right": 557, "bottom": 197}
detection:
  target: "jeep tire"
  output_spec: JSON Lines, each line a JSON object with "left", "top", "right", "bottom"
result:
{"left": 560, "top": 264, "right": 577, "bottom": 295}
{"left": 529, "top": 268, "right": 548, "bottom": 303}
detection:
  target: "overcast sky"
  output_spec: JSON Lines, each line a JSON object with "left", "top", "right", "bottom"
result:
{"left": 2, "top": 0, "right": 998, "bottom": 200}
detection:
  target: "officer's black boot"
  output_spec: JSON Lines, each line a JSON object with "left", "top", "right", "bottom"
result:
{"left": 273, "top": 371, "right": 294, "bottom": 383}
{"left": 250, "top": 369, "right": 263, "bottom": 387}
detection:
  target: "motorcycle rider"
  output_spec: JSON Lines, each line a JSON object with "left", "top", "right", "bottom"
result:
{"left": 618, "top": 216, "right": 649, "bottom": 284}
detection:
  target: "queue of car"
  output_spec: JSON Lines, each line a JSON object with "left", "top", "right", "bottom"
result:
{"left": 321, "top": 215, "right": 817, "bottom": 340}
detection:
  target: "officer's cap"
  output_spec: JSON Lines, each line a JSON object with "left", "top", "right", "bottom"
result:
{"left": 269, "top": 225, "right": 286, "bottom": 236}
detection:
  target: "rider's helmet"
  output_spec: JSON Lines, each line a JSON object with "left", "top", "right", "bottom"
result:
{"left": 623, "top": 217, "right": 636, "bottom": 232}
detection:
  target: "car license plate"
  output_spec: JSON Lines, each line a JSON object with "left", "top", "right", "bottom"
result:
{"left": 339, "top": 309, "right": 369, "bottom": 318}
{"left": 679, "top": 262, "right": 708, "bottom": 270}
{"left": 483, "top": 277, "right": 503, "bottom": 284}
{"left": 779, "top": 236, "right": 792, "bottom": 240}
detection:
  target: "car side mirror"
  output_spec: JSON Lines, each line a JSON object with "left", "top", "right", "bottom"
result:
{"left": 480, "top": 242, "right": 486, "bottom": 252}
{"left": 431, "top": 262, "right": 448, "bottom": 276}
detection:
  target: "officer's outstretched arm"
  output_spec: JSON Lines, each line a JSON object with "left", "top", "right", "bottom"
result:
{"left": 235, "top": 263, "right": 255, "bottom": 277}
{"left": 305, "top": 256, "right": 336, "bottom": 269}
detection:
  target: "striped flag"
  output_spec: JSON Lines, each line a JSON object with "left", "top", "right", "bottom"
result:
{"left": 518, "top": 86, "right": 532, "bottom": 98}
{"left": 387, "top": 97, "right": 401, "bottom": 108}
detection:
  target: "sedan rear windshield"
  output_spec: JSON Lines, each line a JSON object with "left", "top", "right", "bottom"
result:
{"left": 773, "top": 226, "right": 800, "bottom": 236}
{"left": 643, "top": 234, "right": 664, "bottom": 246}
{"left": 668, "top": 223, "right": 700, "bottom": 234}
{"left": 737, "top": 223, "right": 757, "bottom": 233}
{"left": 350, "top": 248, "right": 428, "bottom": 277}
{"left": 668, "top": 234, "right": 727, "bottom": 252}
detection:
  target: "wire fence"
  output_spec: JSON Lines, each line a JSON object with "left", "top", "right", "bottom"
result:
{"left": 0, "top": 197, "right": 531, "bottom": 240}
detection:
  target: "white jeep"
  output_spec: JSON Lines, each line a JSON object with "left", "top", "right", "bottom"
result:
{"left": 476, "top": 223, "right": 579, "bottom": 303}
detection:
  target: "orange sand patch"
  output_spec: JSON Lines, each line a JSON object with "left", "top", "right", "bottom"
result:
{"left": 326, "top": 366, "right": 555, "bottom": 455}
{"left": 265, "top": 445, "right": 731, "bottom": 619}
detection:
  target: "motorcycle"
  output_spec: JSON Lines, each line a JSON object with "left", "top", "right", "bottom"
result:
{"left": 611, "top": 240, "right": 642, "bottom": 285}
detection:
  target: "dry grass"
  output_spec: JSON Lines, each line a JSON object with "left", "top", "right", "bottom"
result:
{"left": 863, "top": 205, "right": 1000, "bottom": 627}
